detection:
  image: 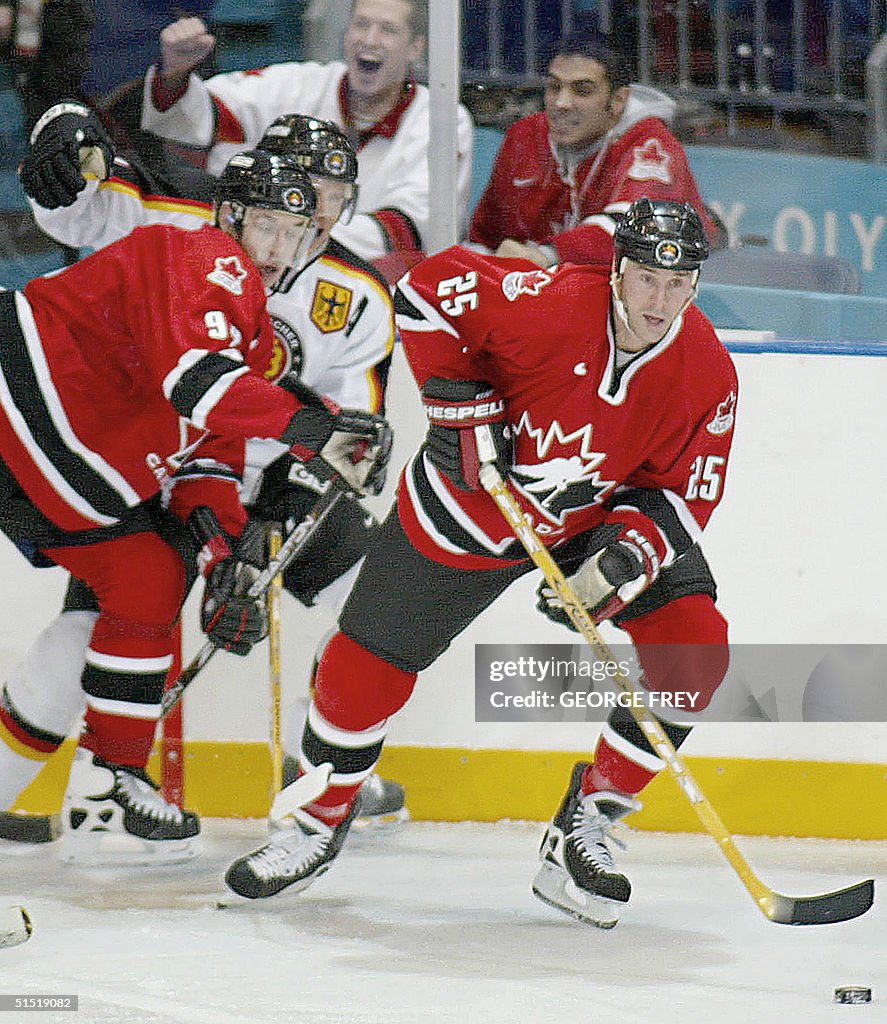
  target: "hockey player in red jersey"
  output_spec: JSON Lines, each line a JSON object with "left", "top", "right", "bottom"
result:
{"left": 6, "top": 105, "right": 405, "bottom": 839}
{"left": 224, "top": 198, "right": 738, "bottom": 926}
{"left": 469, "top": 29, "right": 721, "bottom": 268}
{"left": 0, "top": 142, "right": 391, "bottom": 862}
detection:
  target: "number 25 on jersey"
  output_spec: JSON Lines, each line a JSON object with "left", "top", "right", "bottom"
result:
{"left": 437, "top": 272, "right": 478, "bottom": 316}
{"left": 686, "top": 455, "right": 724, "bottom": 501}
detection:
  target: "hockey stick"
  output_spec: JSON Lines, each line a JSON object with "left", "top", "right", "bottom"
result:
{"left": 0, "top": 488, "right": 346, "bottom": 847}
{"left": 267, "top": 525, "right": 285, "bottom": 798}
{"left": 479, "top": 461, "right": 875, "bottom": 926}
{"left": 159, "top": 482, "right": 347, "bottom": 718}
{"left": 0, "top": 810, "right": 60, "bottom": 844}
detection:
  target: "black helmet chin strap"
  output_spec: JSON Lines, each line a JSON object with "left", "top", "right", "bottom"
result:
{"left": 609, "top": 258, "right": 699, "bottom": 346}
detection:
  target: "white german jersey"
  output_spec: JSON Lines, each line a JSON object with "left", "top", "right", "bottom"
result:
{"left": 140, "top": 60, "right": 474, "bottom": 260}
{"left": 29, "top": 165, "right": 395, "bottom": 497}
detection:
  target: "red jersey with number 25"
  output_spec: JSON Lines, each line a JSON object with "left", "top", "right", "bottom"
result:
{"left": 394, "top": 246, "right": 738, "bottom": 570}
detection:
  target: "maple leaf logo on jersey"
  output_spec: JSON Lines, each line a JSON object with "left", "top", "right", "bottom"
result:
{"left": 207, "top": 255, "right": 248, "bottom": 296}
{"left": 706, "top": 390, "right": 736, "bottom": 435}
{"left": 502, "top": 269, "right": 553, "bottom": 302}
{"left": 512, "top": 456, "right": 613, "bottom": 521}
{"left": 627, "top": 138, "right": 672, "bottom": 184}
{"left": 509, "top": 412, "right": 616, "bottom": 523}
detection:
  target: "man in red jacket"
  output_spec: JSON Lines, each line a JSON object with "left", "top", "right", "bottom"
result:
{"left": 469, "top": 30, "right": 721, "bottom": 268}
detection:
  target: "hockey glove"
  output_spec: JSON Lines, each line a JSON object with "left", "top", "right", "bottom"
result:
{"left": 189, "top": 507, "right": 267, "bottom": 656}
{"left": 421, "top": 377, "right": 511, "bottom": 491}
{"left": 19, "top": 101, "right": 114, "bottom": 209}
{"left": 538, "top": 523, "right": 663, "bottom": 630}
{"left": 278, "top": 376, "right": 393, "bottom": 497}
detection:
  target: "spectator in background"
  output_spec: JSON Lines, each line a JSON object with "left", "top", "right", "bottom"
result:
{"left": 462, "top": 0, "right": 562, "bottom": 75}
{"left": 83, "top": 1, "right": 215, "bottom": 102}
{"left": 469, "top": 30, "right": 723, "bottom": 268}
{"left": 140, "top": 0, "right": 474, "bottom": 282}
{"left": 3, "top": 0, "right": 94, "bottom": 128}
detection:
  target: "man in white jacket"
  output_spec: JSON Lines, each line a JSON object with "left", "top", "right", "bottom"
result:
{"left": 140, "top": 0, "right": 474, "bottom": 279}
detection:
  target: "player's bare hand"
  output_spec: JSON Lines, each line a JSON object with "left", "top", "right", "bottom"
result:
{"left": 160, "top": 17, "right": 216, "bottom": 86}
{"left": 495, "top": 239, "right": 551, "bottom": 266}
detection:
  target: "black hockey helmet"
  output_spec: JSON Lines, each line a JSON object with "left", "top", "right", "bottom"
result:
{"left": 214, "top": 149, "right": 317, "bottom": 227}
{"left": 260, "top": 115, "right": 358, "bottom": 183}
{"left": 215, "top": 150, "right": 318, "bottom": 282}
{"left": 259, "top": 115, "right": 358, "bottom": 224}
{"left": 613, "top": 197, "right": 710, "bottom": 272}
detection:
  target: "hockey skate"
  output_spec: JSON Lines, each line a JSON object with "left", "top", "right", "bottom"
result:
{"left": 61, "top": 749, "right": 200, "bottom": 865}
{"left": 226, "top": 803, "right": 357, "bottom": 899}
{"left": 532, "top": 762, "right": 639, "bottom": 929}
{"left": 353, "top": 772, "right": 409, "bottom": 831}
{"left": 283, "top": 755, "right": 408, "bottom": 831}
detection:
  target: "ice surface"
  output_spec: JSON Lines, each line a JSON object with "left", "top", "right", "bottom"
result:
{"left": 1, "top": 821, "right": 884, "bottom": 1024}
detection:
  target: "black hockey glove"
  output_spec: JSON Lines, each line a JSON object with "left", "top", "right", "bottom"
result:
{"left": 421, "top": 377, "right": 511, "bottom": 491}
{"left": 19, "top": 100, "right": 114, "bottom": 209}
{"left": 537, "top": 522, "right": 663, "bottom": 630}
{"left": 188, "top": 507, "right": 267, "bottom": 656}
{"left": 278, "top": 376, "right": 393, "bottom": 497}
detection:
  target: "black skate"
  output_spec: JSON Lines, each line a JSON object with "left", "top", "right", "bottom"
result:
{"left": 61, "top": 749, "right": 200, "bottom": 865}
{"left": 353, "top": 773, "right": 409, "bottom": 831}
{"left": 226, "top": 803, "right": 357, "bottom": 899}
{"left": 532, "top": 761, "right": 639, "bottom": 928}
{"left": 283, "top": 755, "right": 408, "bottom": 831}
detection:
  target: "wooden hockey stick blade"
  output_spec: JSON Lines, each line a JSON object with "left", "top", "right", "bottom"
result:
{"left": 159, "top": 484, "right": 348, "bottom": 718}
{"left": 268, "top": 762, "right": 333, "bottom": 821}
{"left": 0, "top": 810, "right": 61, "bottom": 844}
{"left": 478, "top": 462, "right": 876, "bottom": 926}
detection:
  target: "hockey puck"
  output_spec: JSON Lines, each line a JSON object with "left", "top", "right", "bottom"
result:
{"left": 834, "top": 987, "right": 872, "bottom": 1004}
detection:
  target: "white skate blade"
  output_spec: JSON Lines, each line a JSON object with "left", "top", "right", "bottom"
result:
{"left": 269, "top": 762, "right": 333, "bottom": 821}
{"left": 532, "top": 861, "right": 620, "bottom": 929}
{"left": 60, "top": 829, "right": 199, "bottom": 867}
{"left": 0, "top": 905, "right": 32, "bottom": 949}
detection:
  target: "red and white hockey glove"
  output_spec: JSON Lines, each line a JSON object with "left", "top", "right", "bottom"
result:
{"left": 421, "top": 377, "right": 511, "bottom": 491}
{"left": 188, "top": 507, "right": 266, "bottom": 656}
{"left": 538, "top": 516, "right": 665, "bottom": 627}
{"left": 278, "top": 376, "right": 393, "bottom": 497}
